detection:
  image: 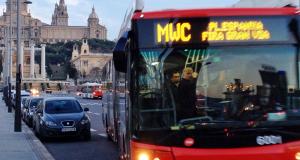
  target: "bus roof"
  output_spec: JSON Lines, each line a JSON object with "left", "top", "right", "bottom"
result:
{"left": 133, "top": 7, "right": 299, "bottom": 20}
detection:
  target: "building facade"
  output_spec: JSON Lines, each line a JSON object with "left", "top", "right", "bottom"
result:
{"left": 0, "top": 0, "right": 107, "bottom": 47}
{"left": 71, "top": 39, "right": 112, "bottom": 80}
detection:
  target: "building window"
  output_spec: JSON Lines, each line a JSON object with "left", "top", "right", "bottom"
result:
{"left": 26, "top": 57, "right": 30, "bottom": 64}
{"left": 83, "top": 61, "right": 88, "bottom": 67}
{"left": 96, "top": 30, "right": 100, "bottom": 38}
{"left": 34, "top": 29, "right": 38, "bottom": 37}
{"left": 24, "top": 41, "right": 29, "bottom": 47}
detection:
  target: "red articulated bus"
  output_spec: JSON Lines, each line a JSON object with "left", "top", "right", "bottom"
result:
{"left": 108, "top": 1, "right": 300, "bottom": 159}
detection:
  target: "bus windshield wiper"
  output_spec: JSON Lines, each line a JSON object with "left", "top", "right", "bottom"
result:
{"left": 158, "top": 119, "right": 242, "bottom": 143}
{"left": 176, "top": 116, "right": 243, "bottom": 130}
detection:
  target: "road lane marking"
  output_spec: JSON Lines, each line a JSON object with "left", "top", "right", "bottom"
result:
{"left": 98, "top": 133, "right": 107, "bottom": 137}
{"left": 90, "top": 128, "right": 97, "bottom": 132}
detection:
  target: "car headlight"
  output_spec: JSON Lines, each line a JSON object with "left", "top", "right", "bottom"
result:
{"left": 80, "top": 116, "right": 90, "bottom": 125}
{"left": 45, "top": 121, "right": 58, "bottom": 127}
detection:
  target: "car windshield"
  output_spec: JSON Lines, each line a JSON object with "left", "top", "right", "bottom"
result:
{"left": 45, "top": 100, "right": 83, "bottom": 114}
{"left": 132, "top": 45, "right": 298, "bottom": 130}
{"left": 30, "top": 98, "right": 42, "bottom": 109}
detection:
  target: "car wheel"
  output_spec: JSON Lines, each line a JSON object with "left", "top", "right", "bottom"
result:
{"left": 28, "top": 120, "right": 33, "bottom": 128}
{"left": 38, "top": 128, "right": 46, "bottom": 141}
{"left": 83, "top": 131, "right": 91, "bottom": 141}
{"left": 33, "top": 123, "right": 38, "bottom": 136}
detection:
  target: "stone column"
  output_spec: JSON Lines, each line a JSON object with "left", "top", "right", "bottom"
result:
{"left": 20, "top": 42, "right": 24, "bottom": 79}
{"left": 30, "top": 43, "right": 35, "bottom": 78}
{"left": 41, "top": 44, "right": 46, "bottom": 79}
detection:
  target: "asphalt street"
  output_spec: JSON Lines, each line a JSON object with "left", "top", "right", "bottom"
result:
{"left": 31, "top": 94, "right": 119, "bottom": 160}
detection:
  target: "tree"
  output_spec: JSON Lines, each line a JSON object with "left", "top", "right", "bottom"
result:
{"left": 65, "top": 62, "right": 78, "bottom": 80}
{"left": 40, "top": 39, "right": 115, "bottom": 78}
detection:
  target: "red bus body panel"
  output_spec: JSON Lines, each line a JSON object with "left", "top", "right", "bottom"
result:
{"left": 133, "top": 8, "right": 299, "bottom": 20}
{"left": 132, "top": 140, "right": 300, "bottom": 160}
{"left": 128, "top": 7, "right": 300, "bottom": 160}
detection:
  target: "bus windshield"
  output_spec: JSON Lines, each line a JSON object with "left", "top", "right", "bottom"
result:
{"left": 132, "top": 45, "right": 298, "bottom": 131}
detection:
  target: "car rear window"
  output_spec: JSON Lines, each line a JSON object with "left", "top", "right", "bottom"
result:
{"left": 45, "top": 100, "right": 83, "bottom": 114}
{"left": 30, "top": 99, "right": 43, "bottom": 109}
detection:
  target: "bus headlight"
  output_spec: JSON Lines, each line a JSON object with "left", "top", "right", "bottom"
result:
{"left": 134, "top": 150, "right": 172, "bottom": 160}
{"left": 138, "top": 153, "right": 149, "bottom": 160}
{"left": 132, "top": 141, "right": 174, "bottom": 160}
{"left": 295, "top": 152, "right": 300, "bottom": 160}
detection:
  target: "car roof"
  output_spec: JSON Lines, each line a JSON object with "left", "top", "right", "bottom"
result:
{"left": 44, "top": 97, "right": 77, "bottom": 101}
{"left": 27, "top": 96, "right": 44, "bottom": 100}
{"left": 11, "top": 90, "right": 31, "bottom": 96}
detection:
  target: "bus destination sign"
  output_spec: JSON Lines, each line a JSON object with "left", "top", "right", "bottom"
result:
{"left": 136, "top": 17, "right": 292, "bottom": 48}
{"left": 201, "top": 21, "right": 271, "bottom": 41}
{"left": 156, "top": 20, "right": 271, "bottom": 44}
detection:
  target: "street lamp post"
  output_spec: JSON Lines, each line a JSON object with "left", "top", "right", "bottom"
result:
{"left": 15, "top": 0, "right": 32, "bottom": 132}
{"left": 7, "top": 0, "right": 13, "bottom": 113}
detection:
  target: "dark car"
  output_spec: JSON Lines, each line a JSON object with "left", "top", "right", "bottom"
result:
{"left": 23, "top": 97, "right": 43, "bottom": 127}
{"left": 32, "top": 97, "right": 91, "bottom": 140}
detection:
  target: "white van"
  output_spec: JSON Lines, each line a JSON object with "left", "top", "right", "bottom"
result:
{"left": 11, "top": 90, "right": 31, "bottom": 107}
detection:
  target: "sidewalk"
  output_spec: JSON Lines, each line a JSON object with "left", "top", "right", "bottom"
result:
{"left": 0, "top": 99, "right": 54, "bottom": 160}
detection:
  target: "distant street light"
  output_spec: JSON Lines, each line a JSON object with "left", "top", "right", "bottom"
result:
{"left": 15, "top": 0, "right": 32, "bottom": 132}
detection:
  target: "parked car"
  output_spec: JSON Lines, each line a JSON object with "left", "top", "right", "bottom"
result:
{"left": 11, "top": 90, "right": 31, "bottom": 108}
{"left": 32, "top": 97, "right": 91, "bottom": 140}
{"left": 23, "top": 97, "right": 43, "bottom": 127}
{"left": 21, "top": 97, "right": 30, "bottom": 120}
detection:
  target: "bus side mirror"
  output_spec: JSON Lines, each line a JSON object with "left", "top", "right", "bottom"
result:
{"left": 113, "top": 32, "right": 129, "bottom": 73}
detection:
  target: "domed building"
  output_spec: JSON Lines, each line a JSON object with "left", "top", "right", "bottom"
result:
{"left": 0, "top": 0, "right": 107, "bottom": 90}
{"left": 0, "top": 0, "right": 107, "bottom": 47}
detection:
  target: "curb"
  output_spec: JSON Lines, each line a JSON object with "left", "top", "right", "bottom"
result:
{"left": 23, "top": 122, "right": 55, "bottom": 160}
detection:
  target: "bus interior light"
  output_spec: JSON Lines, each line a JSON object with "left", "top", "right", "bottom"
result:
{"left": 151, "top": 62, "right": 159, "bottom": 66}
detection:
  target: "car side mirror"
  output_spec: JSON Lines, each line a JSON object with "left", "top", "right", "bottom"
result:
{"left": 84, "top": 108, "right": 89, "bottom": 112}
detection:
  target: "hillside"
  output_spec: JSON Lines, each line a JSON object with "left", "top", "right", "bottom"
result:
{"left": 35, "top": 39, "right": 115, "bottom": 80}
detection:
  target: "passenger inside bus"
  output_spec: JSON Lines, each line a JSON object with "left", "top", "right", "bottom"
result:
{"left": 177, "top": 67, "right": 198, "bottom": 121}
{"left": 168, "top": 71, "right": 180, "bottom": 109}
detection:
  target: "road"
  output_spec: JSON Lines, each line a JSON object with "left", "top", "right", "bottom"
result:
{"left": 35, "top": 94, "right": 119, "bottom": 160}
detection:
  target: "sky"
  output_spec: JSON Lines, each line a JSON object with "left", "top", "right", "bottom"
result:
{"left": 0, "top": 0, "right": 241, "bottom": 40}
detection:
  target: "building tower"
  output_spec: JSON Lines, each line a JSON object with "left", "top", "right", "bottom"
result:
{"left": 6, "top": 0, "right": 29, "bottom": 16}
{"left": 80, "top": 39, "right": 89, "bottom": 55}
{"left": 71, "top": 44, "right": 79, "bottom": 60}
{"left": 88, "top": 6, "right": 100, "bottom": 39}
{"left": 51, "top": 0, "right": 68, "bottom": 26}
